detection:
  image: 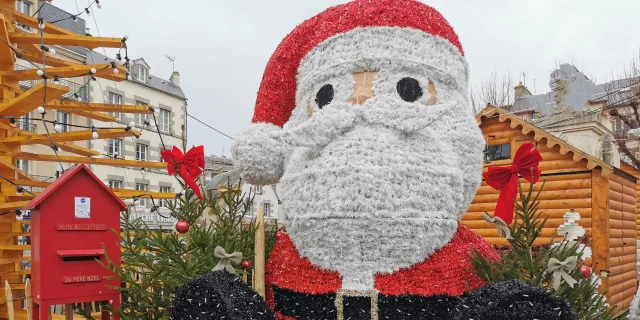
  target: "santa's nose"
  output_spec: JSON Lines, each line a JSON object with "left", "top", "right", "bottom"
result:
{"left": 348, "top": 72, "right": 376, "bottom": 105}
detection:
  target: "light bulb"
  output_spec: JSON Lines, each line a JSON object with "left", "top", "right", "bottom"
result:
{"left": 154, "top": 108, "right": 160, "bottom": 114}
{"left": 39, "top": 23, "right": 45, "bottom": 29}
{"left": 113, "top": 68, "right": 119, "bottom": 74}
{"left": 9, "top": 116, "right": 16, "bottom": 128}
{"left": 113, "top": 152, "right": 119, "bottom": 158}
{"left": 77, "top": 96, "right": 83, "bottom": 102}
{"left": 123, "top": 35, "right": 129, "bottom": 40}
{"left": 53, "top": 76, "right": 60, "bottom": 84}
{"left": 54, "top": 123, "right": 62, "bottom": 132}
{"left": 36, "top": 69, "right": 44, "bottom": 76}
{"left": 49, "top": 48, "right": 56, "bottom": 56}
{"left": 37, "top": 106, "right": 45, "bottom": 114}
{"left": 129, "top": 121, "right": 136, "bottom": 128}
{"left": 97, "top": 3, "right": 102, "bottom": 9}
{"left": 16, "top": 187, "right": 23, "bottom": 196}
{"left": 16, "top": 213, "right": 23, "bottom": 221}
{"left": 126, "top": 74, "right": 132, "bottom": 81}
{"left": 150, "top": 125, "right": 157, "bottom": 132}
{"left": 90, "top": 68, "right": 96, "bottom": 74}
{"left": 92, "top": 131, "right": 99, "bottom": 139}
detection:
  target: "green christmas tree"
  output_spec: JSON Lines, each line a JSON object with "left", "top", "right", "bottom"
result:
{"left": 74, "top": 175, "right": 275, "bottom": 320}
{"left": 471, "top": 180, "right": 627, "bottom": 320}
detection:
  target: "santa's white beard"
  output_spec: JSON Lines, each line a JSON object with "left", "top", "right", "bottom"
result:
{"left": 279, "top": 98, "right": 478, "bottom": 291}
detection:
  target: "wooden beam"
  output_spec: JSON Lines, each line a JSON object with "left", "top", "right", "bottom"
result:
{"left": 0, "top": 63, "right": 127, "bottom": 81}
{"left": 0, "top": 82, "right": 69, "bottom": 116}
{"left": 0, "top": 201, "right": 28, "bottom": 210}
{"left": 0, "top": 122, "right": 99, "bottom": 157}
{"left": 10, "top": 179, "right": 49, "bottom": 188}
{"left": 591, "top": 168, "right": 611, "bottom": 294}
{"left": 18, "top": 46, "right": 77, "bottom": 67}
{"left": 0, "top": 128, "right": 139, "bottom": 145}
{"left": 11, "top": 11, "right": 74, "bottom": 35}
{"left": 0, "top": 157, "right": 32, "bottom": 180}
{"left": 9, "top": 33, "right": 126, "bottom": 49}
{"left": 14, "top": 152, "right": 168, "bottom": 169}
{"left": 0, "top": 14, "right": 15, "bottom": 66}
{"left": 47, "top": 100, "right": 152, "bottom": 114}
{"left": 70, "top": 110, "right": 116, "bottom": 122}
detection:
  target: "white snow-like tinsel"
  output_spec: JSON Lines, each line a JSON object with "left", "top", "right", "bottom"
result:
{"left": 554, "top": 210, "right": 591, "bottom": 260}
{"left": 232, "top": 26, "right": 481, "bottom": 291}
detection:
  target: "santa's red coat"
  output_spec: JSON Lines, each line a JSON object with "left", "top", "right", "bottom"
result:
{"left": 265, "top": 224, "right": 499, "bottom": 319}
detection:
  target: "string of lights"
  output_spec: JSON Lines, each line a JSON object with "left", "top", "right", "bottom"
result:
{"left": 186, "top": 113, "right": 234, "bottom": 140}
{"left": 49, "top": 0, "right": 99, "bottom": 24}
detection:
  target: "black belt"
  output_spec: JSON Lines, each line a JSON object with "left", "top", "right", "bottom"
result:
{"left": 273, "top": 286, "right": 460, "bottom": 320}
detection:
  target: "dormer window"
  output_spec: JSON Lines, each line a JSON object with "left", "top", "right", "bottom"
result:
{"left": 137, "top": 65, "right": 147, "bottom": 82}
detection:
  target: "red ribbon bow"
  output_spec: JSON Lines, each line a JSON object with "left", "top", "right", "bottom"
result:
{"left": 482, "top": 143, "right": 542, "bottom": 224}
{"left": 161, "top": 145, "right": 205, "bottom": 201}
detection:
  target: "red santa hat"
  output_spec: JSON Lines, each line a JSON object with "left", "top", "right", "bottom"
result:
{"left": 252, "top": 0, "right": 466, "bottom": 127}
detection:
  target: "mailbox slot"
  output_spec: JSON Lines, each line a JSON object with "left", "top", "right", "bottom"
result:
{"left": 57, "top": 249, "right": 103, "bottom": 261}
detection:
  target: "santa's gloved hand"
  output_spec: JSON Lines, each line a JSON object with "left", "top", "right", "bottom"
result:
{"left": 171, "top": 271, "right": 275, "bottom": 320}
{"left": 455, "top": 280, "right": 578, "bottom": 320}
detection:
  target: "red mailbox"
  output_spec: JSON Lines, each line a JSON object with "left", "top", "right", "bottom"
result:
{"left": 25, "top": 164, "right": 126, "bottom": 320}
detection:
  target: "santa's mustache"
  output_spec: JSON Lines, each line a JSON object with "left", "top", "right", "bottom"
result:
{"left": 270, "top": 97, "right": 456, "bottom": 148}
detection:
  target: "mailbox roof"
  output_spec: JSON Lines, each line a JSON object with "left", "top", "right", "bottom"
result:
{"left": 24, "top": 164, "right": 128, "bottom": 210}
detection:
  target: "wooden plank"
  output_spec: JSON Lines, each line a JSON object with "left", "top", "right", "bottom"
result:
{"left": 0, "top": 123, "right": 99, "bottom": 157}
{"left": 11, "top": 11, "right": 74, "bottom": 36}
{"left": 0, "top": 64, "right": 127, "bottom": 81}
{"left": 69, "top": 110, "right": 116, "bottom": 122}
{"left": 10, "top": 180, "right": 49, "bottom": 188}
{"left": 591, "top": 168, "right": 610, "bottom": 294}
{"left": 25, "top": 279, "right": 31, "bottom": 320}
{"left": 14, "top": 152, "right": 167, "bottom": 169}
{"left": 0, "top": 14, "right": 14, "bottom": 66}
{"left": 0, "top": 82, "right": 69, "bottom": 116}
{"left": 0, "top": 128, "right": 139, "bottom": 144}
{"left": 5, "top": 281, "right": 13, "bottom": 320}
{"left": 254, "top": 207, "right": 265, "bottom": 297}
{"left": 8, "top": 33, "right": 125, "bottom": 50}
{"left": 47, "top": 100, "right": 152, "bottom": 114}
{"left": 0, "top": 201, "right": 29, "bottom": 210}
{"left": 0, "top": 156, "right": 34, "bottom": 180}
{"left": 113, "top": 191, "right": 175, "bottom": 199}
{"left": 0, "top": 244, "right": 29, "bottom": 251}
{"left": 17, "top": 44, "right": 76, "bottom": 67}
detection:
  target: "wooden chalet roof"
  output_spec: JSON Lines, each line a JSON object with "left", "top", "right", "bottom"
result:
{"left": 477, "top": 105, "right": 615, "bottom": 177}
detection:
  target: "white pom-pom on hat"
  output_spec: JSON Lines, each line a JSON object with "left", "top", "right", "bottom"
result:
{"left": 231, "top": 123, "right": 285, "bottom": 185}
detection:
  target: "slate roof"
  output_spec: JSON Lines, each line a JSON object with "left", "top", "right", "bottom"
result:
{"left": 510, "top": 64, "right": 636, "bottom": 116}
{"left": 205, "top": 170, "right": 241, "bottom": 191}
{"left": 38, "top": 3, "right": 187, "bottom": 100}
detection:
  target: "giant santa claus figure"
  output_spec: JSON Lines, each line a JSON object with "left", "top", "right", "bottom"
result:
{"left": 171, "top": 1, "right": 578, "bottom": 319}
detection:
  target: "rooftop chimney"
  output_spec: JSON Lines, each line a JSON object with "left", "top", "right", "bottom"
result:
{"left": 170, "top": 71, "right": 180, "bottom": 86}
{"left": 514, "top": 82, "right": 532, "bottom": 98}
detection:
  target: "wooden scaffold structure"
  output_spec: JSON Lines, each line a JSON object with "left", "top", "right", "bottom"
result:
{"left": 0, "top": 1, "right": 177, "bottom": 318}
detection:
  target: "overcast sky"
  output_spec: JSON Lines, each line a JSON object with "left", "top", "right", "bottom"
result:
{"left": 54, "top": 0, "right": 639, "bottom": 157}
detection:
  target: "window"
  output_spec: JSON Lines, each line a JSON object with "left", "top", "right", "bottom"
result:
{"left": 108, "top": 139, "right": 122, "bottom": 158}
{"left": 16, "top": 159, "right": 30, "bottom": 174}
{"left": 16, "top": 1, "right": 31, "bottom": 14}
{"left": 134, "top": 101, "right": 146, "bottom": 126}
{"left": 137, "top": 65, "right": 147, "bottom": 82}
{"left": 484, "top": 143, "right": 511, "bottom": 162}
{"left": 254, "top": 185, "right": 262, "bottom": 194}
{"left": 108, "top": 180, "right": 122, "bottom": 189}
{"left": 160, "top": 186, "right": 171, "bottom": 207}
{"left": 56, "top": 111, "right": 70, "bottom": 132}
{"left": 263, "top": 203, "right": 271, "bottom": 218}
{"left": 108, "top": 92, "right": 122, "bottom": 120}
{"left": 18, "top": 114, "right": 33, "bottom": 132}
{"left": 159, "top": 109, "right": 170, "bottom": 133}
{"left": 136, "top": 144, "right": 147, "bottom": 161}
{"left": 135, "top": 183, "right": 148, "bottom": 207}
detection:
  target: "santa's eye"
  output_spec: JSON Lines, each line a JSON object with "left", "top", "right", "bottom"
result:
{"left": 315, "top": 84, "right": 334, "bottom": 109}
{"left": 396, "top": 77, "right": 423, "bottom": 102}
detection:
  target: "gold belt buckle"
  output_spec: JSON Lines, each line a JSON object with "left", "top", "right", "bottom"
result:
{"left": 335, "top": 289, "right": 379, "bottom": 320}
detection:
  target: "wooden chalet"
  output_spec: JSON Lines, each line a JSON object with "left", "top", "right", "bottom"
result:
{"left": 464, "top": 105, "right": 638, "bottom": 312}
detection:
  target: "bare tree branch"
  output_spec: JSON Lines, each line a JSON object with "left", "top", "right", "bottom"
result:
{"left": 471, "top": 71, "right": 515, "bottom": 112}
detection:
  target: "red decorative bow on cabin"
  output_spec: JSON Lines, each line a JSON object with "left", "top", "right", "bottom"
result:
{"left": 161, "top": 145, "right": 205, "bottom": 200}
{"left": 483, "top": 143, "right": 542, "bottom": 224}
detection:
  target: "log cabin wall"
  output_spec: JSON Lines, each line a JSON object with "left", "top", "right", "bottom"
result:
{"left": 472, "top": 106, "right": 637, "bottom": 313}
{"left": 606, "top": 170, "right": 637, "bottom": 311}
